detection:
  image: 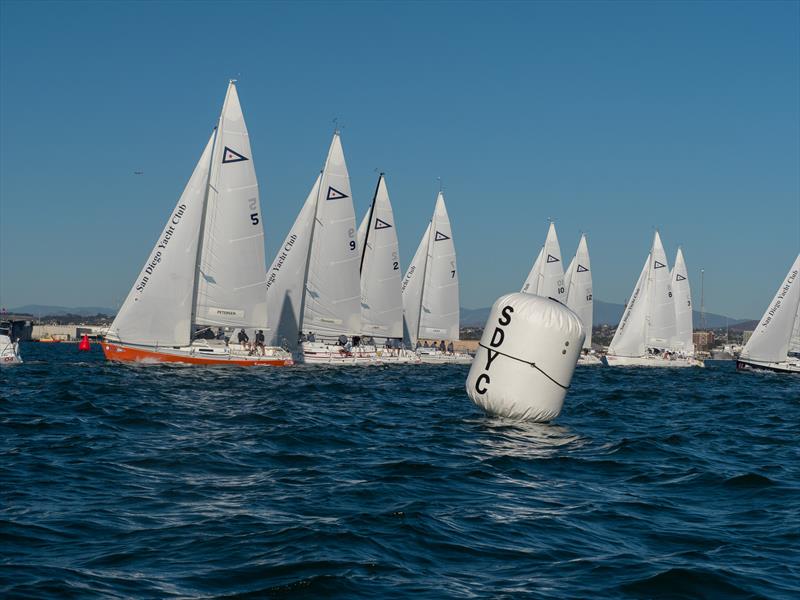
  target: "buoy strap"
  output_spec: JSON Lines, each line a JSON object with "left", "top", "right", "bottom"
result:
{"left": 477, "top": 342, "right": 570, "bottom": 390}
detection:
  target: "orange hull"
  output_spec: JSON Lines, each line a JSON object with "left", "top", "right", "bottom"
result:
{"left": 102, "top": 342, "right": 293, "bottom": 367}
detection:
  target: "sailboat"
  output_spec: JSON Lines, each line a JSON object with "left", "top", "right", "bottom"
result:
{"left": 564, "top": 234, "right": 600, "bottom": 365}
{"left": 266, "top": 133, "right": 374, "bottom": 364}
{"left": 605, "top": 231, "right": 703, "bottom": 368}
{"left": 670, "top": 247, "right": 695, "bottom": 356}
{"left": 103, "top": 81, "right": 292, "bottom": 366}
{"left": 521, "top": 222, "right": 566, "bottom": 303}
{"left": 0, "top": 320, "right": 22, "bottom": 365}
{"left": 401, "top": 191, "right": 472, "bottom": 364}
{"left": 737, "top": 253, "right": 800, "bottom": 373}
{"left": 357, "top": 174, "right": 420, "bottom": 363}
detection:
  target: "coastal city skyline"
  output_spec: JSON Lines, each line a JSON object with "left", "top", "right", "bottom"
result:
{"left": 1, "top": 1, "right": 798, "bottom": 319}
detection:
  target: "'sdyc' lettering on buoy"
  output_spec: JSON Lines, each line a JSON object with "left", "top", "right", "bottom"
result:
{"left": 465, "top": 292, "right": 585, "bottom": 422}
{"left": 473, "top": 305, "right": 514, "bottom": 396}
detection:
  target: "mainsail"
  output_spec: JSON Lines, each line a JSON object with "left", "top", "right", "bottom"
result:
{"left": 360, "top": 174, "right": 403, "bottom": 339}
{"left": 565, "top": 234, "right": 593, "bottom": 349}
{"left": 265, "top": 175, "right": 320, "bottom": 348}
{"left": 109, "top": 133, "right": 215, "bottom": 347}
{"left": 301, "top": 133, "right": 361, "bottom": 338}
{"left": 645, "top": 231, "right": 677, "bottom": 349}
{"left": 521, "top": 223, "right": 565, "bottom": 303}
{"left": 741, "top": 254, "right": 800, "bottom": 363}
{"left": 670, "top": 248, "right": 694, "bottom": 353}
{"left": 194, "top": 82, "right": 267, "bottom": 330}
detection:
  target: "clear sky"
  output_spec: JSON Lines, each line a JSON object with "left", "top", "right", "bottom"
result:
{"left": 1, "top": 0, "right": 798, "bottom": 319}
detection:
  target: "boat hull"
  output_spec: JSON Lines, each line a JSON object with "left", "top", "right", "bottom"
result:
{"left": 417, "top": 350, "right": 473, "bottom": 365}
{"left": 296, "top": 342, "right": 377, "bottom": 365}
{"left": 0, "top": 336, "right": 22, "bottom": 365}
{"left": 102, "top": 342, "right": 293, "bottom": 366}
{"left": 736, "top": 358, "right": 800, "bottom": 374}
{"left": 577, "top": 354, "right": 603, "bottom": 366}
{"left": 604, "top": 354, "right": 704, "bottom": 368}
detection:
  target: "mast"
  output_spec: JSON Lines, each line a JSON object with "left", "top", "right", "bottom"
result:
{"left": 415, "top": 200, "right": 436, "bottom": 342}
{"left": 359, "top": 173, "right": 382, "bottom": 274}
{"left": 700, "top": 268, "right": 706, "bottom": 330}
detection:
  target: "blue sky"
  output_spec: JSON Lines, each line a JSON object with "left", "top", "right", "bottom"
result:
{"left": 1, "top": 0, "right": 798, "bottom": 319}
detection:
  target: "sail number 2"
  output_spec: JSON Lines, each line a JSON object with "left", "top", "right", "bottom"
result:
{"left": 249, "top": 197, "right": 259, "bottom": 226}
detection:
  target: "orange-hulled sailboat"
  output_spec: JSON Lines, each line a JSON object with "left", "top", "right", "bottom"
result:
{"left": 103, "top": 81, "right": 292, "bottom": 366}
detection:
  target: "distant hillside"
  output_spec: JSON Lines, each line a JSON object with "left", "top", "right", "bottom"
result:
{"left": 461, "top": 300, "right": 751, "bottom": 328}
{"left": 9, "top": 304, "right": 116, "bottom": 317}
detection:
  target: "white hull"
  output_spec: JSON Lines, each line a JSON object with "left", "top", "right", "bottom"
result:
{"left": 577, "top": 353, "right": 603, "bottom": 366}
{"left": 417, "top": 349, "right": 473, "bottom": 365}
{"left": 296, "top": 342, "right": 377, "bottom": 365}
{"left": 604, "top": 354, "right": 704, "bottom": 368}
{"left": 0, "top": 336, "right": 22, "bottom": 365}
{"left": 374, "top": 349, "right": 421, "bottom": 364}
{"left": 737, "top": 358, "right": 800, "bottom": 374}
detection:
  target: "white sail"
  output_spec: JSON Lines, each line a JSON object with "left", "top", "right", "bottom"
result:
{"left": 521, "top": 223, "right": 565, "bottom": 302}
{"left": 565, "top": 234, "right": 593, "bottom": 349}
{"left": 670, "top": 248, "right": 694, "bottom": 353}
{"left": 194, "top": 82, "right": 267, "bottom": 330}
{"left": 401, "top": 222, "right": 430, "bottom": 346}
{"left": 645, "top": 231, "right": 676, "bottom": 349}
{"left": 265, "top": 175, "right": 320, "bottom": 348}
{"left": 108, "top": 133, "right": 214, "bottom": 347}
{"left": 418, "top": 192, "right": 460, "bottom": 340}
{"left": 360, "top": 175, "right": 403, "bottom": 339}
{"left": 609, "top": 254, "right": 650, "bottom": 357}
{"left": 790, "top": 304, "right": 800, "bottom": 355}
{"left": 302, "top": 133, "right": 361, "bottom": 338}
{"left": 741, "top": 254, "right": 800, "bottom": 363}
{"left": 563, "top": 255, "right": 575, "bottom": 294}
{"left": 356, "top": 206, "right": 369, "bottom": 258}
{"left": 521, "top": 248, "right": 543, "bottom": 294}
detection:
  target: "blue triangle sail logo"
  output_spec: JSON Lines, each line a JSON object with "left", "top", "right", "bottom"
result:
{"left": 577, "top": 264, "right": 589, "bottom": 273}
{"left": 222, "top": 147, "right": 249, "bottom": 163}
{"left": 546, "top": 254, "right": 560, "bottom": 263}
{"left": 327, "top": 187, "right": 349, "bottom": 201}
{"left": 434, "top": 231, "right": 450, "bottom": 242}
{"left": 654, "top": 260, "right": 666, "bottom": 269}
{"left": 375, "top": 218, "right": 392, "bottom": 229}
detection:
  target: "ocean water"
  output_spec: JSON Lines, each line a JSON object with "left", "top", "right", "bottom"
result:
{"left": 2, "top": 343, "right": 799, "bottom": 599}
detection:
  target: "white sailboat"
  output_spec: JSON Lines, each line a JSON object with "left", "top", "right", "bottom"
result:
{"left": 605, "top": 231, "right": 703, "bottom": 368}
{"left": 564, "top": 234, "right": 600, "bottom": 365}
{"left": 0, "top": 321, "right": 22, "bottom": 365}
{"left": 401, "top": 191, "right": 471, "bottom": 364}
{"left": 104, "top": 81, "right": 292, "bottom": 366}
{"left": 521, "top": 222, "right": 566, "bottom": 303}
{"left": 266, "top": 132, "right": 374, "bottom": 364}
{"left": 737, "top": 253, "right": 800, "bottom": 373}
{"left": 670, "top": 248, "right": 695, "bottom": 356}
{"left": 359, "top": 174, "right": 420, "bottom": 363}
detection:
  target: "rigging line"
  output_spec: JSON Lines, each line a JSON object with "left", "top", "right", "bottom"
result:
{"left": 477, "top": 342, "right": 571, "bottom": 390}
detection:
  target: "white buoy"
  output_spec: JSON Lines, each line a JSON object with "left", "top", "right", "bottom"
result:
{"left": 466, "top": 292, "right": 585, "bottom": 422}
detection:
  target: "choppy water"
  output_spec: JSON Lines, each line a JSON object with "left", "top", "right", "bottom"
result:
{"left": 2, "top": 343, "right": 799, "bottom": 599}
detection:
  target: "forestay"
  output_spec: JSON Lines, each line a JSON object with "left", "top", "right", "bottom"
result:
{"left": 741, "top": 254, "right": 800, "bottom": 363}
{"left": 360, "top": 175, "right": 403, "bottom": 338}
{"left": 565, "top": 234, "right": 593, "bottom": 349}
{"left": 195, "top": 82, "right": 267, "bottom": 330}
{"left": 670, "top": 248, "right": 694, "bottom": 353}
{"left": 109, "top": 134, "right": 214, "bottom": 347}
{"left": 265, "top": 175, "right": 320, "bottom": 348}
{"left": 302, "top": 133, "right": 361, "bottom": 338}
{"left": 418, "top": 192, "right": 460, "bottom": 341}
